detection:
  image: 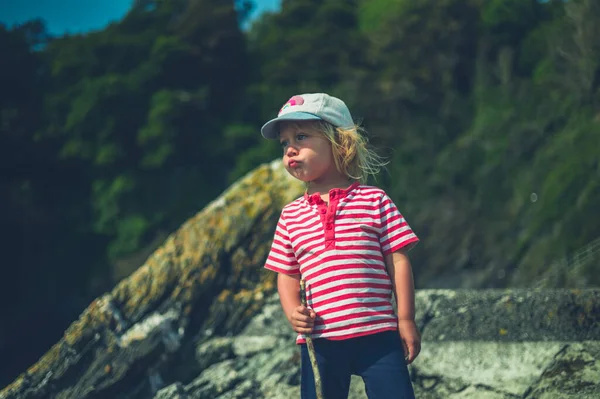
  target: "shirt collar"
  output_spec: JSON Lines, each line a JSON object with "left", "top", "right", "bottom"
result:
{"left": 304, "top": 181, "right": 360, "bottom": 205}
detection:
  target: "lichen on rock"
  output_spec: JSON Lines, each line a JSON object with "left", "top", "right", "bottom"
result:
{"left": 0, "top": 160, "right": 304, "bottom": 399}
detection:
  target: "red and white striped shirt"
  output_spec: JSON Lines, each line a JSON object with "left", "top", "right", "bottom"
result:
{"left": 264, "top": 182, "right": 419, "bottom": 344}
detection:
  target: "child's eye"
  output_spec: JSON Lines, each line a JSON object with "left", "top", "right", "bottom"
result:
{"left": 280, "top": 140, "right": 288, "bottom": 148}
{"left": 296, "top": 134, "right": 307, "bottom": 141}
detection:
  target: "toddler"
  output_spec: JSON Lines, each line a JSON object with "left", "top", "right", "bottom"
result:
{"left": 262, "top": 93, "right": 420, "bottom": 399}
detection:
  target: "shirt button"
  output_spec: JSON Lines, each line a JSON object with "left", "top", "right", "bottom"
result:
{"left": 320, "top": 209, "right": 326, "bottom": 214}
{"left": 326, "top": 224, "right": 333, "bottom": 230}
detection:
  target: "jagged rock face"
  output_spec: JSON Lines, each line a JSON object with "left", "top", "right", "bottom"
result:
{"left": 0, "top": 160, "right": 305, "bottom": 399}
{"left": 1, "top": 160, "right": 599, "bottom": 399}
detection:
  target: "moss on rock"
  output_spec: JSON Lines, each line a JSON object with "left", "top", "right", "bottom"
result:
{"left": 0, "top": 160, "right": 303, "bottom": 399}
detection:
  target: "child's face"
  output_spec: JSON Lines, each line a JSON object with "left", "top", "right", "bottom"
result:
{"left": 279, "top": 122, "right": 337, "bottom": 184}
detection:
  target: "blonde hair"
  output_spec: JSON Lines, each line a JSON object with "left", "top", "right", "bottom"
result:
{"left": 283, "top": 120, "right": 388, "bottom": 184}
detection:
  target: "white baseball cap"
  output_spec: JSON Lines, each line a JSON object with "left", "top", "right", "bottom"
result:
{"left": 261, "top": 93, "right": 354, "bottom": 139}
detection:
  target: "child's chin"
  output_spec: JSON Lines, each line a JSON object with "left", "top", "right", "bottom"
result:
{"left": 290, "top": 175, "right": 311, "bottom": 183}
{"left": 286, "top": 169, "right": 311, "bottom": 182}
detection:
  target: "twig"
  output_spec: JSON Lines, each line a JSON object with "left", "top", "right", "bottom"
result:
{"left": 300, "top": 279, "right": 323, "bottom": 399}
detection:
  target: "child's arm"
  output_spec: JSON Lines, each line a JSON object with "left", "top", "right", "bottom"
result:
{"left": 384, "top": 250, "right": 421, "bottom": 364}
{"left": 277, "top": 273, "right": 316, "bottom": 334}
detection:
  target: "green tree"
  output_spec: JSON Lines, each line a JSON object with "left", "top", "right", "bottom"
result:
{"left": 38, "top": 0, "right": 249, "bottom": 261}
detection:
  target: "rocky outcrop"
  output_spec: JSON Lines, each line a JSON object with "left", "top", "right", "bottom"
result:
{"left": 0, "top": 160, "right": 304, "bottom": 399}
{"left": 1, "top": 160, "right": 598, "bottom": 399}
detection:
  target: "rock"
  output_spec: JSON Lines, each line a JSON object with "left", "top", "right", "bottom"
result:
{"left": 525, "top": 342, "right": 600, "bottom": 399}
{"left": 0, "top": 160, "right": 304, "bottom": 399}
{"left": 195, "top": 337, "right": 234, "bottom": 372}
{"left": 416, "top": 289, "right": 600, "bottom": 341}
{"left": 154, "top": 383, "right": 186, "bottom": 399}
{"left": 232, "top": 336, "right": 278, "bottom": 357}
{"left": 348, "top": 376, "right": 368, "bottom": 398}
{"left": 409, "top": 290, "right": 600, "bottom": 399}
{"left": 412, "top": 341, "right": 564, "bottom": 397}
{"left": 184, "top": 360, "right": 245, "bottom": 398}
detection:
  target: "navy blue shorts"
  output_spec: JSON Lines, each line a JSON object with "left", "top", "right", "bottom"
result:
{"left": 300, "top": 330, "right": 415, "bottom": 399}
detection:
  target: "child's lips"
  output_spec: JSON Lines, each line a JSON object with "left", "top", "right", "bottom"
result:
{"left": 289, "top": 160, "right": 300, "bottom": 168}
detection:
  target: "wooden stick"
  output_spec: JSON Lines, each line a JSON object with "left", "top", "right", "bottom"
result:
{"left": 300, "top": 279, "right": 324, "bottom": 399}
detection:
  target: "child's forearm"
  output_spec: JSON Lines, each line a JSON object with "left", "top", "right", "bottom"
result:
{"left": 384, "top": 250, "right": 416, "bottom": 320}
{"left": 277, "top": 272, "right": 302, "bottom": 320}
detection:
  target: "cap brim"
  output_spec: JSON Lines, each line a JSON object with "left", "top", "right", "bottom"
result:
{"left": 261, "top": 112, "right": 322, "bottom": 139}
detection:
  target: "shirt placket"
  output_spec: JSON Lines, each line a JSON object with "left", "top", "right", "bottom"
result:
{"left": 323, "top": 191, "right": 338, "bottom": 250}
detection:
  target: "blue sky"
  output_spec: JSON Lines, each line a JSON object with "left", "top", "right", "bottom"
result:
{"left": 0, "top": 0, "right": 280, "bottom": 35}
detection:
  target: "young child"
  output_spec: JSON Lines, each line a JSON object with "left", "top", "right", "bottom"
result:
{"left": 262, "top": 93, "right": 420, "bottom": 399}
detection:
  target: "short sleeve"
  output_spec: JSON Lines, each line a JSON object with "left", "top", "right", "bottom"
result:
{"left": 264, "top": 212, "right": 300, "bottom": 274}
{"left": 378, "top": 193, "right": 419, "bottom": 255}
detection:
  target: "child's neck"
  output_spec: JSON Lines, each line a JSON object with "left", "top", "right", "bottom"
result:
{"left": 306, "top": 177, "right": 355, "bottom": 196}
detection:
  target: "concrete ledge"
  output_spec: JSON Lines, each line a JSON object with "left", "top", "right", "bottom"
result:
{"left": 415, "top": 289, "right": 599, "bottom": 341}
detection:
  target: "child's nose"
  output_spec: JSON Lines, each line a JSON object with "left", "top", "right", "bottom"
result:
{"left": 285, "top": 145, "right": 298, "bottom": 157}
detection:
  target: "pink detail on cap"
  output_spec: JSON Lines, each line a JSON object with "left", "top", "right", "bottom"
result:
{"left": 288, "top": 95, "right": 304, "bottom": 106}
{"left": 279, "top": 95, "right": 305, "bottom": 115}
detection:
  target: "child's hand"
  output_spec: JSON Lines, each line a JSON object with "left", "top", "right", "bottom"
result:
{"left": 398, "top": 319, "right": 421, "bottom": 364}
{"left": 288, "top": 305, "right": 317, "bottom": 334}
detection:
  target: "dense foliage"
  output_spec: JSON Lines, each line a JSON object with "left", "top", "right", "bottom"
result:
{"left": 1, "top": 0, "right": 599, "bottom": 386}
